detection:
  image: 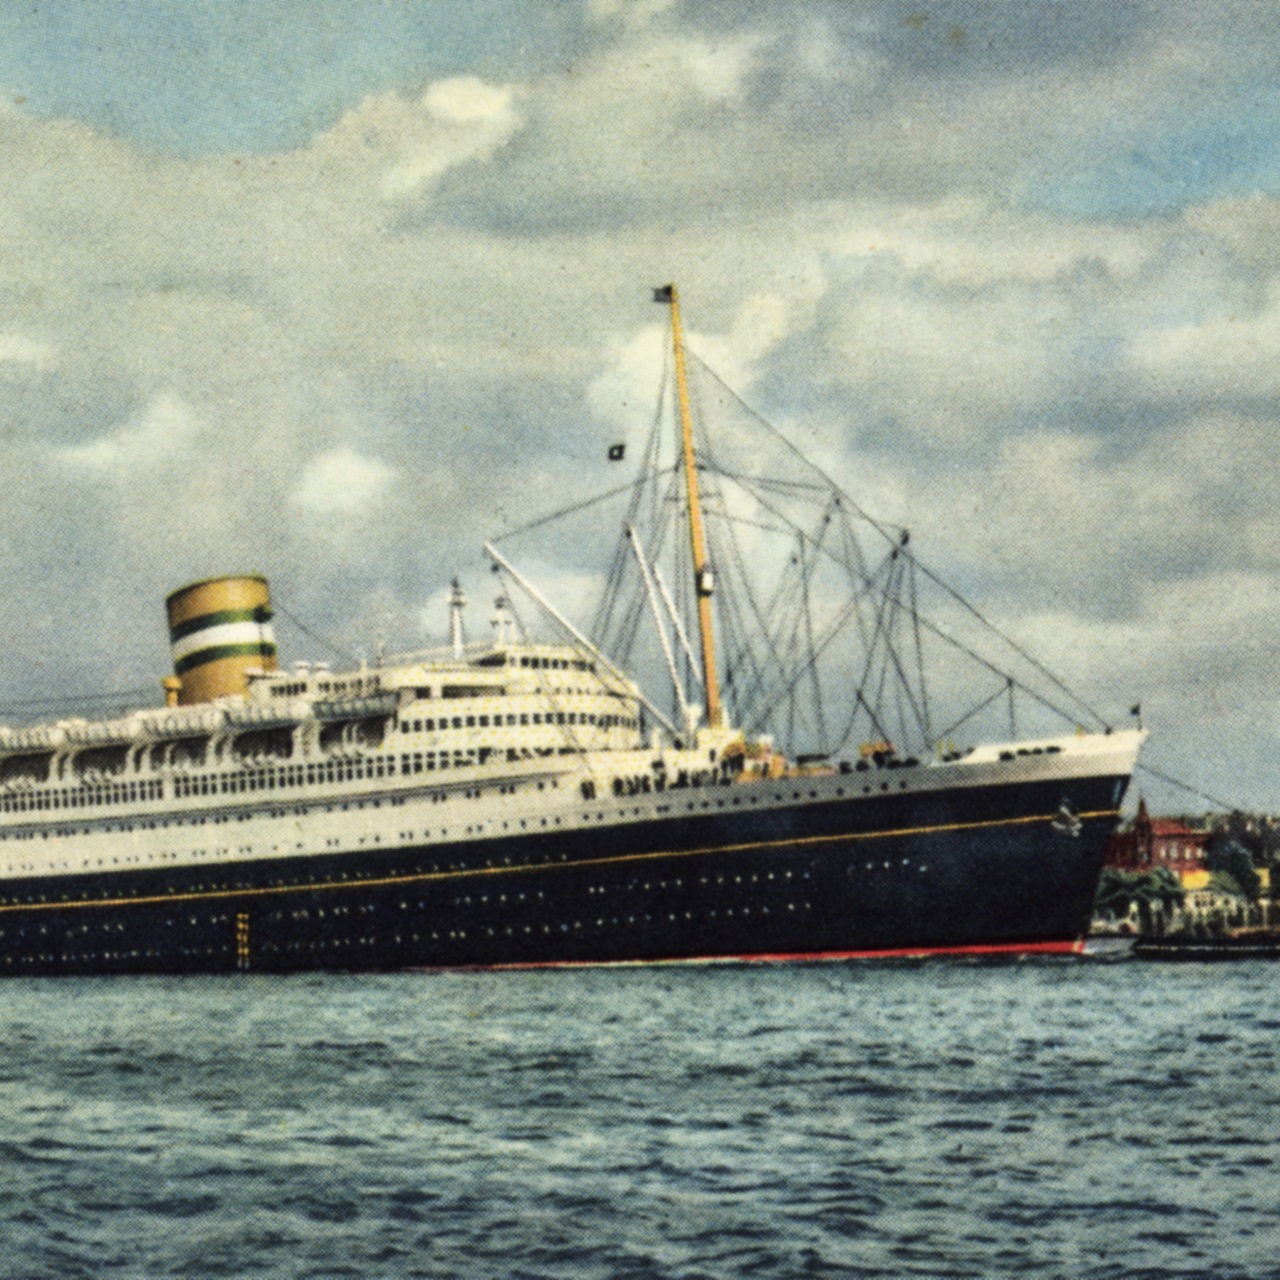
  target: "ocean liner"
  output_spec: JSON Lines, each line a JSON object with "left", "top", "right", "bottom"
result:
{"left": 0, "top": 287, "right": 1142, "bottom": 975}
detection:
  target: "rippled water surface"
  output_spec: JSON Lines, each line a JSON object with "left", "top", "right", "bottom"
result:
{"left": 1, "top": 955, "right": 1277, "bottom": 1279}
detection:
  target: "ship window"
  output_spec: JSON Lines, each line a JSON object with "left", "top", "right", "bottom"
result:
{"left": 479, "top": 715, "right": 489, "bottom": 727}
{"left": 466, "top": 716, "right": 476, "bottom": 728}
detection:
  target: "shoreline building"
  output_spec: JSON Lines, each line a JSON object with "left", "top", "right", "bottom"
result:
{"left": 1105, "top": 799, "right": 1209, "bottom": 889}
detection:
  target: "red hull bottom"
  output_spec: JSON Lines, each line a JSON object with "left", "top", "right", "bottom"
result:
{"left": 440, "top": 938, "right": 1086, "bottom": 972}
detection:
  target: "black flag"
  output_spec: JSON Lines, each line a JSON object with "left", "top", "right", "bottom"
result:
{"left": 653, "top": 284, "right": 673, "bottom": 303}
{"left": 608, "top": 443, "right": 626, "bottom": 461}
{"left": 1130, "top": 703, "right": 1141, "bottom": 717}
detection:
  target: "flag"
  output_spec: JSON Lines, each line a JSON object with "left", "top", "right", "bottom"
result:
{"left": 652, "top": 284, "right": 673, "bottom": 302}
{"left": 608, "top": 443, "right": 626, "bottom": 461}
{"left": 1130, "top": 703, "right": 1141, "bottom": 717}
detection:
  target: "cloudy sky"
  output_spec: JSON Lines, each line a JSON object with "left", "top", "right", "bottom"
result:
{"left": 1, "top": 0, "right": 1278, "bottom": 810}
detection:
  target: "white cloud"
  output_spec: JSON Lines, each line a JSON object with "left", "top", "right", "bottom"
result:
{"left": 0, "top": 333, "right": 56, "bottom": 372}
{"left": 380, "top": 77, "right": 522, "bottom": 198}
{"left": 694, "top": 291, "right": 792, "bottom": 388}
{"left": 289, "top": 447, "right": 397, "bottom": 516}
{"left": 587, "top": 292, "right": 791, "bottom": 438}
{"left": 57, "top": 392, "right": 200, "bottom": 474}
{"left": 792, "top": 18, "right": 884, "bottom": 89}
{"left": 586, "top": 322, "right": 667, "bottom": 435}
{"left": 423, "top": 76, "right": 515, "bottom": 125}
{"left": 889, "top": 407, "right": 1280, "bottom": 638}
{"left": 824, "top": 199, "right": 1152, "bottom": 288}
{"left": 1129, "top": 286, "right": 1280, "bottom": 400}
{"left": 817, "top": 273, "right": 1066, "bottom": 443}
{"left": 586, "top": 0, "right": 677, "bottom": 29}
{"left": 678, "top": 34, "right": 764, "bottom": 103}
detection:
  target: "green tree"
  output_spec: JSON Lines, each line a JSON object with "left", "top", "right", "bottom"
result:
{"left": 1227, "top": 810, "right": 1264, "bottom": 861}
{"left": 1205, "top": 839, "right": 1261, "bottom": 902}
{"left": 1094, "top": 867, "right": 1184, "bottom": 927}
{"left": 1095, "top": 868, "right": 1140, "bottom": 921}
{"left": 1146, "top": 866, "right": 1186, "bottom": 915}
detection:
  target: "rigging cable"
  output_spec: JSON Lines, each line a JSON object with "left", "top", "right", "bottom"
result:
{"left": 932, "top": 682, "right": 1017, "bottom": 746}
{"left": 1134, "top": 761, "right": 1240, "bottom": 814}
{"left": 689, "top": 350, "right": 1109, "bottom": 730}
{"left": 909, "top": 551, "right": 932, "bottom": 745}
{"left": 0, "top": 687, "right": 159, "bottom": 719}
{"left": 268, "top": 600, "right": 360, "bottom": 667}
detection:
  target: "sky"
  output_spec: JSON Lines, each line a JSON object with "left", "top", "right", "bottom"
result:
{"left": 1, "top": 0, "right": 1279, "bottom": 811}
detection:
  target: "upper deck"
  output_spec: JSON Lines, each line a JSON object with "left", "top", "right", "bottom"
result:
{"left": 0, "top": 639, "right": 645, "bottom": 826}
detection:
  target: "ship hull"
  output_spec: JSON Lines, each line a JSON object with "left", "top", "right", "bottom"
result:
{"left": 0, "top": 769, "right": 1127, "bottom": 976}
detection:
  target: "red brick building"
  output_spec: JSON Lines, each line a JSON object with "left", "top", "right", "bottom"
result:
{"left": 1105, "top": 799, "right": 1209, "bottom": 882}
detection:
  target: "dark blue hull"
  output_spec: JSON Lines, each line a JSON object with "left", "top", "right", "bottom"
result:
{"left": 0, "top": 772, "right": 1128, "bottom": 975}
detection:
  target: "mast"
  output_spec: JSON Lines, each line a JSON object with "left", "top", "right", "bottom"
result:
{"left": 448, "top": 577, "right": 467, "bottom": 659}
{"left": 659, "top": 283, "right": 723, "bottom": 728}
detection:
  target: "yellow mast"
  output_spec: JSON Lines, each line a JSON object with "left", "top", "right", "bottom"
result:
{"left": 664, "top": 283, "right": 723, "bottom": 728}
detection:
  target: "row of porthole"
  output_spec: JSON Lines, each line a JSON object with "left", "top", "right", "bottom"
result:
{"left": 5, "top": 776, "right": 530, "bottom": 841}
{"left": 3, "top": 897, "right": 822, "bottom": 961}
{"left": 11, "top": 948, "right": 188, "bottom": 966}
{"left": 280, "top": 903, "right": 376, "bottom": 922}
{"left": 0, "top": 777, "right": 898, "bottom": 882}
{"left": 5, "top": 944, "right": 243, "bottom": 965}
{"left": 1, "top": 760, "right": 902, "bottom": 848}
{"left": 5, "top": 913, "right": 236, "bottom": 942}
{"left": 250, "top": 899, "right": 816, "bottom": 952}
{"left": 1, "top": 841, "right": 679, "bottom": 908}
{"left": 0, "top": 826, "right": 821, "bottom": 910}
{"left": 568, "top": 782, "right": 910, "bottom": 829}
{"left": 578, "top": 869, "right": 800, "bottom": 898}
{"left": 2, "top": 918, "right": 131, "bottom": 941}
{"left": 0, "top": 774, "right": 483, "bottom": 844}
{"left": 22, "top": 901, "right": 808, "bottom": 962}
{"left": 0, "top": 778, "right": 165, "bottom": 815}
{"left": 3, "top": 797, "right": 340, "bottom": 844}
{"left": 2, "top": 751, "right": 919, "bottom": 851}
{"left": 0, "top": 845, "right": 741, "bottom": 908}
{"left": 265, "top": 935, "right": 386, "bottom": 953}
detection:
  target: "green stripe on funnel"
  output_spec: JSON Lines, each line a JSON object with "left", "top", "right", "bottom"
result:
{"left": 174, "top": 642, "right": 277, "bottom": 676}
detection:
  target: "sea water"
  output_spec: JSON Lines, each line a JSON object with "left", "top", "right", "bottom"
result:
{"left": 0, "top": 955, "right": 1276, "bottom": 1279}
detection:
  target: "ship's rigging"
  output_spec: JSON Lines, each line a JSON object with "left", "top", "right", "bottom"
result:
{"left": 492, "top": 286, "right": 1116, "bottom": 760}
